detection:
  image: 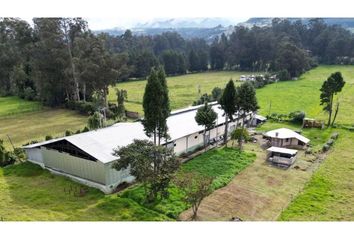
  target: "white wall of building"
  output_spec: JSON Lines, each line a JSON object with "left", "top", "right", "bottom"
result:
{"left": 41, "top": 147, "right": 106, "bottom": 185}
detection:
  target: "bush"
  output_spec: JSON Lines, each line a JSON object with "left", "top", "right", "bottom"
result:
{"left": 65, "top": 100, "right": 96, "bottom": 115}
{"left": 65, "top": 130, "right": 73, "bottom": 136}
{"left": 75, "top": 129, "right": 81, "bottom": 134}
{"left": 289, "top": 111, "right": 306, "bottom": 124}
{"left": 45, "top": 135, "right": 53, "bottom": 141}
{"left": 277, "top": 69, "right": 291, "bottom": 81}
{"left": 23, "top": 87, "right": 36, "bottom": 101}
{"left": 0, "top": 140, "right": 17, "bottom": 167}
{"left": 82, "top": 126, "right": 90, "bottom": 132}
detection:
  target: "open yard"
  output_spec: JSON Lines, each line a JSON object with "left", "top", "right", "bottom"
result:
{"left": 279, "top": 129, "right": 354, "bottom": 221}
{"left": 0, "top": 108, "right": 88, "bottom": 148}
{"left": 0, "top": 96, "right": 42, "bottom": 117}
{"left": 257, "top": 65, "right": 354, "bottom": 125}
{"left": 109, "top": 71, "right": 253, "bottom": 113}
{"left": 0, "top": 147, "right": 255, "bottom": 220}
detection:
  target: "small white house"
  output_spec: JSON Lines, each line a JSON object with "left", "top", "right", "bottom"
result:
{"left": 266, "top": 146, "right": 298, "bottom": 167}
{"left": 24, "top": 103, "right": 253, "bottom": 193}
{"left": 264, "top": 128, "right": 310, "bottom": 149}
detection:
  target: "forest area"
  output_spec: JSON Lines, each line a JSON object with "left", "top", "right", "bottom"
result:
{"left": 1, "top": 17, "right": 354, "bottom": 115}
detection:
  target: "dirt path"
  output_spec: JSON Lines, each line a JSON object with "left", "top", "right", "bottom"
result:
{"left": 179, "top": 142, "right": 319, "bottom": 221}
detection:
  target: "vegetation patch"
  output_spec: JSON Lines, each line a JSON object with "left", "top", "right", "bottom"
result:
{"left": 279, "top": 130, "right": 354, "bottom": 221}
{"left": 0, "top": 96, "right": 42, "bottom": 117}
{"left": 120, "top": 147, "right": 256, "bottom": 219}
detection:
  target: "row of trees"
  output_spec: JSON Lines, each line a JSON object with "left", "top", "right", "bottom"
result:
{"left": 2, "top": 17, "right": 352, "bottom": 108}
{"left": 209, "top": 18, "right": 354, "bottom": 78}
{"left": 103, "top": 30, "right": 209, "bottom": 78}
{"left": 0, "top": 17, "right": 126, "bottom": 107}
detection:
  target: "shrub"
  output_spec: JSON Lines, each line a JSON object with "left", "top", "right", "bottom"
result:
{"left": 23, "top": 87, "right": 36, "bottom": 101}
{"left": 322, "top": 144, "right": 330, "bottom": 152}
{"left": 0, "top": 140, "right": 17, "bottom": 167}
{"left": 45, "top": 135, "right": 53, "bottom": 141}
{"left": 88, "top": 112, "right": 102, "bottom": 130}
{"left": 277, "top": 69, "right": 291, "bottom": 81}
{"left": 82, "top": 126, "right": 90, "bottom": 132}
{"left": 65, "top": 100, "right": 96, "bottom": 115}
{"left": 75, "top": 129, "right": 81, "bottom": 134}
{"left": 289, "top": 111, "right": 306, "bottom": 124}
{"left": 65, "top": 130, "right": 73, "bottom": 136}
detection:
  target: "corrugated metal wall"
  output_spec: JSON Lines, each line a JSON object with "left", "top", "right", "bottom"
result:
{"left": 26, "top": 148, "right": 43, "bottom": 164}
{"left": 104, "top": 163, "right": 135, "bottom": 186}
{"left": 41, "top": 147, "right": 106, "bottom": 185}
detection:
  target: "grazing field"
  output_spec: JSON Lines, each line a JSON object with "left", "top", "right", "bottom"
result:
{"left": 279, "top": 129, "right": 354, "bottom": 221}
{"left": 110, "top": 66, "right": 354, "bottom": 125}
{"left": 0, "top": 96, "right": 42, "bottom": 117}
{"left": 0, "top": 108, "right": 87, "bottom": 148}
{"left": 109, "top": 71, "right": 253, "bottom": 113}
{"left": 0, "top": 147, "right": 254, "bottom": 221}
{"left": 257, "top": 65, "right": 354, "bottom": 125}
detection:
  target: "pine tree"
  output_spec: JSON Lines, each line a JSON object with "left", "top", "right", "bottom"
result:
{"left": 320, "top": 72, "right": 345, "bottom": 127}
{"left": 219, "top": 80, "right": 237, "bottom": 144}
{"left": 156, "top": 67, "right": 171, "bottom": 145}
{"left": 238, "top": 82, "right": 259, "bottom": 148}
{"left": 142, "top": 69, "right": 160, "bottom": 144}
{"left": 142, "top": 68, "right": 170, "bottom": 145}
{"left": 195, "top": 102, "right": 218, "bottom": 151}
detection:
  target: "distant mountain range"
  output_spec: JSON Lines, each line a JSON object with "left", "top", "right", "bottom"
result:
{"left": 94, "top": 17, "right": 354, "bottom": 42}
{"left": 241, "top": 18, "right": 354, "bottom": 30}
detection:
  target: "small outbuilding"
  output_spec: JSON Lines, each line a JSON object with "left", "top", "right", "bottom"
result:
{"left": 264, "top": 128, "right": 310, "bottom": 149}
{"left": 266, "top": 146, "right": 298, "bottom": 167}
{"left": 251, "top": 114, "right": 267, "bottom": 127}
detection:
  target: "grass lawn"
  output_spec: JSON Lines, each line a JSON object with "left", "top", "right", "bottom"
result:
{"left": 279, "top": 129, "right": 354, "bottom": 221}
{"left": 0, "top": 162, "right": 169, "bottom": 221}
{"left": 0, "top": 147, "right": 254, "bottom": 221}
{"left": 109, "top": 71, "right": 253, "bottom": 113}
{"left": 0, "top": 108, "right": 88, "bottom": 148}
{"left": 0, "top": 96, "right": 42, "bottom": 117}
{"left": 257, "top": 65, "right": 354, "bottom": 125}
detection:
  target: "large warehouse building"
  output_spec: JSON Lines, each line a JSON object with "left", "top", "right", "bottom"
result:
{"left": 24, "top": 103, "right": 253, "bottom": 193}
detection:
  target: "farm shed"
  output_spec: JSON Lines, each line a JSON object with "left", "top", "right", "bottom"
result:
{"left": 266, "top": 146, "right": 298, "bottom": 167}
{"left": 264, "top": 128, "right": 310, "bottom": 149}
{"left": 24, "top": 103, "right": 253, "bottom": 193}
{"left": 251, "top": 114, "right": 267, "bottom": 127}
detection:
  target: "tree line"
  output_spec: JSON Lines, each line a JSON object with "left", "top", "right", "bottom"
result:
{"left": 1, "top": 17, "right": 353, "bottom": 109}
{"left": 210, "top": 18, "right": 354, "bottom": 78}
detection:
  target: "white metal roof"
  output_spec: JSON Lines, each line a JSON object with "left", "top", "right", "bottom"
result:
{"left": 254, "top": 114, "right": 267, "bottom": 121}
{"left": 267, "top": 146, "right": 298, "bottom": 155}
{"left": 24, "top": 103, "right": 249, "bottom": 164}
{"left": 265, "top": 128, "right": 310, "bottom": 144}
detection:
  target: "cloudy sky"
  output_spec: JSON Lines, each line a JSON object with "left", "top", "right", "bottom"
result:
{"left": 4, "top": 0, "right": 353, "bottom": 30}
